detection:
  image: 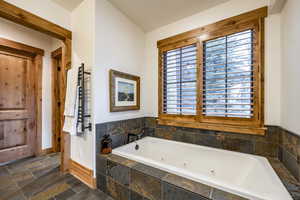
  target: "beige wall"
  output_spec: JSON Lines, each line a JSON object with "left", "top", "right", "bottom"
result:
{"left": 93, "top": 0, "right": 145, "bottom": 124}
{"left": 281, "top": 0, "right": 300, "bottom": 136}
{"left": 70, "top": 0, "right": 146, "bottom": 172}
{"left": 70, "top": 0, "right": 95, "bottom": 170}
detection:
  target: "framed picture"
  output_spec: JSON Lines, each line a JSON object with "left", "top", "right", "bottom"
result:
{"left": 109, "top": 70, "right": 140, "bottom": 112}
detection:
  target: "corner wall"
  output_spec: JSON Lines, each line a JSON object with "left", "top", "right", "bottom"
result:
{"left": 70, "top": 0, "right": 95, "bottom": 170}
{"left": 69, "top": 0, "right": 146, "bottom": 172}
{"left": 93, "top": 0, "right": 145, "bottom": 124}
{"left": 281, "top": 0, "right": 300, "bottom": 136}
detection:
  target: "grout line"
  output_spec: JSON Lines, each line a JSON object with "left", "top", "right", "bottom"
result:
{"left": 209, "top": 188, "right": 214, "bottom": 199}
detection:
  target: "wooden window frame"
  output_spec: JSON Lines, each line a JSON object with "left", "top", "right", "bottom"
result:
{"left": 157, "top": 7, "right": 267, "bottom": 135}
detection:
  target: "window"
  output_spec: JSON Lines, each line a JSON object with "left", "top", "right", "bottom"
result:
{"left": 203, "top": 30, "right": 253, "bottom": 118}
{"left": 163, "top": 44, "right": 197, "bottom": 115}
{"left": 158, "top": 7, "right": 267, "bottom": 135}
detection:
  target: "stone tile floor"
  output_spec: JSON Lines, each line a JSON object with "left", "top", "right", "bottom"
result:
{"left": 0, "top": 154, "right": 299, "bottom": 200}
{"left": 0, "top": 153, "right": 112, "bottom": 200}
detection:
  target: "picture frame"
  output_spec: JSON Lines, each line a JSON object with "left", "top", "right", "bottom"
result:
{"left": 109, "top": 69, "right": 140, "bottom": 112}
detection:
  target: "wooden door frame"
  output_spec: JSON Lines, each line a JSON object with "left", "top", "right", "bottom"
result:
{"left": 0, "top": 37, "right": 44, "bottom": 157}
{"left": 51, "top": 47, "right": 62, "bottom": 153}
{"left": 0, "top": 0, "right": 72, "bottom": 172}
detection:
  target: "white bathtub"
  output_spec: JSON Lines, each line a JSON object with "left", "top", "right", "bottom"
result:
{"left": 112, "top": 137, "right": 292, "bottom": 200}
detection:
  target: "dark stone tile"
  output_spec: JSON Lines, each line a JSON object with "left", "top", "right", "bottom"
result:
{"left": 66, "top": 189, "right": 92, "bottom": 200}
{"left": 127, "top": 118, "right": 144, "bottom": 131}
{"left": 162, "top": 182, "right": 207, "bottom": 200}
{"left": 282, "top": 181, "right": 300, "bottom": 200}
{"left": 265, "top": 126, "right": 280, "bottom": 144}
{"left": 298, "top": 144, "right": 300, "bottom": 164}
{"left": 282, "top": 148, "right": 300, "bottom": 180}
{"left": 107, "top": 121, "right": 126, "bottom": 136}
{"left": 31, "top": 164, "right": 59, "bottom": 179}
{"left": 211, "top": 188, "right": 247, "bottom": 200}
{"left": 162, "top": 174, "right": 211, "bottom": 198}
{"left": 15, "top": 174, "right": 35, "bottom": 188}
{"left": 69, "top": 179, "right": 89, "bottom": 193}
{"left": 64, "top": 174, "right": 89, "bottom": 193}
{"left": 55, "top": 188, "right": 76, "bottom": 200}
{"left": 96, "top": 154, "right": 107, "bottom": 175}
{"left": 7, "top": 156, "right": 45, "bottom": 172}
{"left": 0, "top": 183, "right": 26, "bottom": 200}
{"left": 0, "top": 166, "right": 9, "bottom": 176}
{"left": 0, "top": 174, "right": 15, "bottom": 189}
{"left": 29, "top": 182, "right": 70, "bottom": 200}
{"left": 67, "top": 188, "right": 112, "bottom": 200}
{"left": 111, "top": 134, "right": 127, "bottom": 148}
{"left": 281, "top": 129, "right": 299, "bottom": 158}
{"left": 254, "top": 141, "right": 278, "bottom": 157}
{"left": 222, "top": 138, "right": 254, "bottom": 154}
{"left": 106, "top": 154, "right": 137, "bottom": 168}
{"left": 130, "top": 168, "right": 161, "bottom": 200}
{"left": 92, "top": 189, "right": 115, "bottom": 200}
{"left": 106, "top": 177, "right": 130, "bottom": 200}
{"left": 194, "top": 132, "right": 222, "bottom": 148}
{"left": 96, "top": 173, "right": 107, "bottom": 193}
{"left": 278, "top": 146, "right": 283, "bottom": 162}
{"left": 96, "top": 123, "right": 107, "bottom": 138}
{"left": 132, "top": 163, "right": 167, "bottom": 179}
{"left": 21, "top": 168, "right": 65, "bottom": 197}
{"left": 154, "top": 127, "right": 176, "bottom": 140}
{"left": 145, "top": 117, "right": 157, "bottom": 129}
{"left": 268, "top": 158, "right": 298, "bottom": 184}
{"left": 131, "top": 190, "right": 147, "bottom": 200}
{"left": 107, "top": 160, "right": 130, "bottom": 186}
{"left": 144, "top": 128, "right": 155, "bottom": 137}
{"left": 173, "top": 130, "right": 196, "bottom": 144}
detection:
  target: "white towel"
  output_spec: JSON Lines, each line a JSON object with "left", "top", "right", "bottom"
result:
{"left": 63, "top": 66, "right": 79, "bottom": 135}
{"left": 64, "top": 66, "right": 79, "bottom": 116}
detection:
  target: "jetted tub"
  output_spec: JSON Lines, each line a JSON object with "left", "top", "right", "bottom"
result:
{"left": 112, "top": 137, "right": 292, "bottom": 200}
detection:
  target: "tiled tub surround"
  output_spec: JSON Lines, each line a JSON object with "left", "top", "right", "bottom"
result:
{"left": 278, "top": 128, "right": 300, "bottom": 182}
{"left": 96, "top": 153, "right": 300, "bottom": 200}
{"left": 96, "top": 118, "right": 145, "bottom": 153}
{"left": 96, "top": 117, "right": 300, "bottom": 198}
{"left": 112, "top": 137, "right": 292, "bottom": 200}
{"left": 95, "top": 118, "right": 280, "bottom": 157}
{"left": 96, "top": 153, "right": 247, "bottom": 200}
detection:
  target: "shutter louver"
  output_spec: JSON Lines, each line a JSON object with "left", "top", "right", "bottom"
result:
{"left": 162, "top": 44, "right": 197, "bottom": 115}
{"left": 203, "top": 30, "right": 254, "bottom": 118}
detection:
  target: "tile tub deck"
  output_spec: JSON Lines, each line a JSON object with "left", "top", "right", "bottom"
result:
{"left": 97, "top": 153, "right": 300, "bottom": 200}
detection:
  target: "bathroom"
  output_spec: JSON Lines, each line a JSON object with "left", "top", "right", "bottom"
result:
{"left": 91, "top": 0, "right": 300, "bottom": 200}
{"left": 0, "top": 0, "right": 299, "bottom": 199}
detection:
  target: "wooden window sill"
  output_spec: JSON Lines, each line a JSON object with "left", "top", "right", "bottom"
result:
{"left": 158, "top": 119, "right": 266, "bottom": 136}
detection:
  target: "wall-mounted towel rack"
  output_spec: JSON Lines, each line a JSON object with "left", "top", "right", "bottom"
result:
{"left": 77, "top": 63, "right": 92, "bottom": 136}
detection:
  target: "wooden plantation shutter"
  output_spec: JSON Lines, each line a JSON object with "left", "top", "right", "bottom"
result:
{"left": 202, "top": 30, "right": 254, "bottom": 118}
{"left": 162, "top": 44, "right": 197, "bottom": 115}
{"left": 157, "top": 7, "right": 267, "bottom": 135}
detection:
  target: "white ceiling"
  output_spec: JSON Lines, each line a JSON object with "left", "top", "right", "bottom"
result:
{"left": 108, "top": 0, "right": 230, "bottom": 32}
{"left": 51, "top": 0, "right": 231, "bottom": 31}
{"left": 51, "top": 0, "right": 84, "bottom": 11}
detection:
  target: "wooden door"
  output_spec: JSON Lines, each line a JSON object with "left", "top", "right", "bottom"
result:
{"left": 0, "top": 51, "right": 36, "bottom": 163}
